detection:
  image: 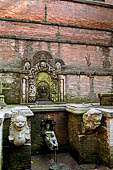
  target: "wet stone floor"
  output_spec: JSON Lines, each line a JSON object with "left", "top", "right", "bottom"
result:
{"left": 31, "top": 153, "right": 111, "bottom": 170}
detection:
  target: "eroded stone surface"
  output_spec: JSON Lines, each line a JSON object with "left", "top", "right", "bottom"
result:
{"left": 83, "top": 108, "right": 102, "bottom": 132}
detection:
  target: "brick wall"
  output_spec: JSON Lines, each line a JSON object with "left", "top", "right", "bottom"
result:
{"left": 0, "top": 73, "right": 21, "bottom": 104}
{"left": 0, "top": 21, "right": 112, "bottom": 44}
{"left": 0, "top": 39, "right": 113, "bottom": 103}
{"left": 0, "top": 0, "right": 112, "bottom": 29}
{"left": 66, "top": 75, "right": 112, "bottom": 103}
{"left": 0, "top": 0, "right": 112, "bottom": 103}
{"left": 0, "top": 39, "right": 113, "bottom": 69}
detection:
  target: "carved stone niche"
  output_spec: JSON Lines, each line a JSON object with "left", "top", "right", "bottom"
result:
{"left": 22, "top": 51, "right": 65, "bottom": 103}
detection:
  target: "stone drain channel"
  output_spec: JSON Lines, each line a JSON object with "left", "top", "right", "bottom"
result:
{"left": 31, "top": 153, "right": 110, "bottom": 170}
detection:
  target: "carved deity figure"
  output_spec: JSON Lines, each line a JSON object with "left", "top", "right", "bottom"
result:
{"left": 9, "top": 109, "right": 30, "bottom": 146}
{"left": 24, "top": 61, "right": 31, "bottom": 70}
{"left": 83, "top": 108, "right": 102, "bottom": 133}
{"left": 55, "top": 62, "right": 61, "bottom": 72}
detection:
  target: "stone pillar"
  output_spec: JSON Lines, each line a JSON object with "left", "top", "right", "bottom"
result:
{"left": 95, "top": 108, "right": 113, "bottom": 168}
{"left": 106, "top": 118, "right": 113, "bottom": 167}
{"left": 67, "top": 104, "right": 111, "bottom": 166}
{"left": 0, "top": 112, "right": 4, "bottom": 170}
{"left": 67, "top": 104, "right": 99, "bottom": 163}
{"left": 0, "top": 80, "right": 6, "bottom": 107}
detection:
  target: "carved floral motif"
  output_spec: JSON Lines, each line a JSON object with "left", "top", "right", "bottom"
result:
{"left": 28, "top": 79, "right": 36, "bottom": 102}
{"left": 9, "top": 109, "right": 30, "bottom": 146}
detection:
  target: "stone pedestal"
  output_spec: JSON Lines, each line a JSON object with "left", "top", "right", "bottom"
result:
{"left": 97, "top": 107, "right": 113, "bottom": 168}
{"left": 66, "top": 104, "right": 112, "bottom": 167}
{"left": 3, "top": 144, "right": 31, "bottom": 170}
{"left": 67, "top": 104, "right": 99, "bottom": 164}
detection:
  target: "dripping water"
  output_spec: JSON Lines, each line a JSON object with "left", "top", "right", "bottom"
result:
{"left": 54, "top": 150, "right": 57, "bottom": 165}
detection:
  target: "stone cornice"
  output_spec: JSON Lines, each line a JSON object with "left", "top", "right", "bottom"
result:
{"left": 0, "top": 34, "right": 113, "bottom": 47}
{"left": 0, "top": 17, "right": 112, "bottom": 32}
{"left": 60, "top": 0, "right": 113, "bottom": 8}
{"left": 0, "top": 68, "right": 28, "bottom": 74}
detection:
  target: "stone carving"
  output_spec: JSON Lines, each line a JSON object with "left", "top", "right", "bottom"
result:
{"left": 45, "top": 130, "right": 58, "bottom": 151}
{"left": 40, "top": 118, "right": 58, "bottom": 151}
{"left": 9, "top": 109, "right": 30, "bottom": 146}
{"left": 55, "top": 62, "right": 61, "bottom": 72}
{"left": 83, "top": 108, "right": 102, "bottom": 133}
{"left": 24, "top": 61, "right": 31, "bottom": 71}
{"left": 28, "top": 79, "right": 36, "bottom": 102}
{"left": 22, "top": 51, "right": 65, "bottom": 103}
{"left": 34, "top": 61, "right": 49, "bottom": 73}
{"left": 36, "top": 81, "right": 50, "bottom": 100}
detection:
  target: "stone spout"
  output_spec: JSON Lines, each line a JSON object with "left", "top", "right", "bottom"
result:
{"left": 40, "top": 118, "right": 58, "bottom": 151}
{"left": 8, "top": 108, "right": 30, "bottom": 146}
{"left": 44, "top": 130, "right": 58, "bottom": 151}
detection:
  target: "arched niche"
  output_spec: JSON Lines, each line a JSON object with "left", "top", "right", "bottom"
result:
{"left": 36, "top": 72, "right": 58, "bottom": 102}
{"left": 22, "top": 51, "right": 65, "bottom": 103}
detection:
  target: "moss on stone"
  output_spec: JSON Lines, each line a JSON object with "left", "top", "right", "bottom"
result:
{"left": 65, "top": 95, "right": 99, "bottom": 103}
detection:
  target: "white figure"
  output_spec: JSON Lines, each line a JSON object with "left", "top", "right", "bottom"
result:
{"left": 9, "top": 110, "right": 30, "bottom": 146}
{"left": 55, "top": 62, "right": 61, "bottom": 72}
{"left": 24, "top": 61, "right": 31, "bottom": 70}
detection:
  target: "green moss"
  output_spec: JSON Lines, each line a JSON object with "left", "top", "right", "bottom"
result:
{"left": 65, "top": 95, "right": 99, "bottom": 103}
{"left": 97, "top": 126, "right": 110, "bottom": 166}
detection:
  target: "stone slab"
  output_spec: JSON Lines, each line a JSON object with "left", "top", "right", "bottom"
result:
{"left": 28, "top": 104, "right": 66, "bottom": 112}
{"left": 0, "top": 105, "right": 34, "bottom": 118}
{"left": 66, "top": 103, "right": 93, "bottom": 114}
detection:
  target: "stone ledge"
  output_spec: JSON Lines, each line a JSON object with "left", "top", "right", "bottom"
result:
{"left": 62, "top": 0, "right": 113, "bottom": 8}
{"left": 0, "top": 17, "right": 112, "bottom": 32}
{"left": 0, "top": 68, "right": 28, "bottom": 74}
{"left": 0, "top": 105, "right": 34, "bottom": 119}
{"left": 66, "top": 103, "right": 94, "bottom": 114}
{"left": 97, "top": 107, "right": 113, "bottom": 117}
{"left": 66, "top": 103, "right": 113, "bottom": 117}
{"left": 0, "top": 34, "right": 113, "bottom": 47}
{"left": 28, "top": 104, "right": 66, "bottom": 112}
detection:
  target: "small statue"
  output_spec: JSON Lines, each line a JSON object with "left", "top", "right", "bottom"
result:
{"left": 24, "top": 61, "right": 31, "bottom": 71}
{"left": 9, "top": 109, "right": 30, "bottom": 146}
{"left": 55, "top": 62, "right": 61, "bottom": 72}
{"left": 83, "top": 108, "right": 102, "bottom": 133}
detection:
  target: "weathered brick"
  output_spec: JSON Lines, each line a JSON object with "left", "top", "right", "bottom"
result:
{"left": 47, "top": 1, "right": 113, "bottom": 28}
